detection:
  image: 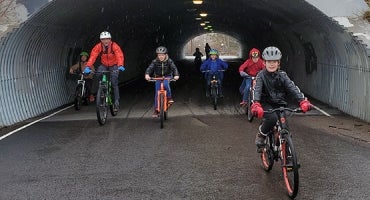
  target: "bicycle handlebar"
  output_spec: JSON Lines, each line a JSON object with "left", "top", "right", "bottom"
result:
{"left": 147, "top": 77, "right": 176, "bottom": 82}
{"left": 94, "top": 70, "right": 119, "bottom": 74}
{"left": 201, "top": 70, "right": 226, "bottom": 73}
{"left": 264, "top": 107, "right": 303, "bottom": 114}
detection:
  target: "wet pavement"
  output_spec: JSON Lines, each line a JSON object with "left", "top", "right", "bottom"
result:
{"left": 1, "top": 61, "right": 370, "bottom": 199}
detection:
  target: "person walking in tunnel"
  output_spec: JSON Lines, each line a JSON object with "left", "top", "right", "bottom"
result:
{"left": 238, "top": 48, "right": 265, "bottom": 106}
{"left": 193, "top": 47, "right": 203, "bottom": 69}
{"left": 251, "top": 46, "right": 312, "bottom": 152}
{"left": 200, "top": 49, "right": 228, "bottom": 97}
{"left": 145, "top": 46, "right": 180, "bottom": 117}
{"left": 84, "top": 31, "right": 126, "bottom": 112}
{"left": 205, "top": 43, "right": 211, "bottom": 59}
{"left": 69, "top": 51, "right": 95, "bottom": 102}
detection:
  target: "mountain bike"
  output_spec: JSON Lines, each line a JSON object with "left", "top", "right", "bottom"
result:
{"left": 73, "top": 72, "right": 89, "bottom": 110}
{"left": 244, "top": 76, "right": 256, "bottom": 122}
{"left": 202, "top": 70, "right": 224, "bottom": 110}
{"left": 148, "top": 77, "right": 176, "bottom": 129}
{"left": 260, "top": 107, "right": 302, "bottom": 199}
{"left": 95, "top": 70, "right": 118, "bottom": 125}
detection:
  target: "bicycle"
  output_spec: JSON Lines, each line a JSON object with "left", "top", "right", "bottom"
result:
{"left": 73, "top": 72, "right": 90, "bottom": 110}
{"left": 148, "top": 77, "right": 176, "bottom": 129}
{"left": 260, "top": 107, "right": 302, "bottom": 199}
{"left": 202, "top": 70, "right": 225, "bottom": 110}
{"left": 243, "top": 76, "right": 256, "bottom": 122}
{"left": 95, "top": 70, "right": 118, "bottom": 125}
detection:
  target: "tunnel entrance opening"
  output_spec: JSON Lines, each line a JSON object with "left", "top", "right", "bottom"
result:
{"left": 183, "top": 32, "right": 242, "bottom": 60}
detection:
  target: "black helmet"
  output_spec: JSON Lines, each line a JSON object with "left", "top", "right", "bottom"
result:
{"left": 156, "top": 46, "right": 168, "bottom": 54}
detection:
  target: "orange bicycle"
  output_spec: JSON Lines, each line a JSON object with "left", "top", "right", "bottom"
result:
{"left": 260, "top": 107, "right": 302, "bottom": 199}
{"left": 148, "top": 77, "right": 176, "bottom": 128}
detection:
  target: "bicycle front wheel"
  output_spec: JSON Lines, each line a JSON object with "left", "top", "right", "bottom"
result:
{"left": 96, "top": 85, "right": 108, "bottom": 125}
{"left": 261, "top": 135, "right": 274, "bottom": 171}
{"left": 74, "top": 84, "right": 83, "bottom": 111}
{"left": 281, "top": 135, "right": 299, "bottom": 199}
{"left": 247, "top": 89, "right": 254, "bottom": 122}
{"left": 159, "top": 94, "right": 165, "bottom": 128}
{"left": 211, "top": 86, "right": 218, "bottom": 110}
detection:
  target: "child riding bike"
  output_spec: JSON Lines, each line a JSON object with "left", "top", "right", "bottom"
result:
{"left": 251, "top": 46, "right": 311, "bottom": 152}
{"left": 239, "top": 48, "right": 265, "bottom": 105}
{"left": 145, "top": 46, "right": 180, "bottom": 117}
{"left": 69, "top": 51, "right": 95, "bottom": 102}
{"left": 200, "top": 49, "right": 228, "bottom": 97}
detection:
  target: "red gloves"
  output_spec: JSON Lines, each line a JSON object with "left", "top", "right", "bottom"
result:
{"left": 251, "top": 102, "right": 264, "bottom": 118}
{"left": 300, "top": 99, "right": 311, "bottom": 113}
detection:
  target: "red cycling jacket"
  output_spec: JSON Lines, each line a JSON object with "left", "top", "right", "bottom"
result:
{"left": 239, "top": 48, "right": 265, "bottom": 77}
{"left": 87, "top": 41, "right": 124, "bottom": 67}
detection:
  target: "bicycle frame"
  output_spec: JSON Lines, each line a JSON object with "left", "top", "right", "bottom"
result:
{"left": 149, "top": 77, "right": 174, "bottom": 112}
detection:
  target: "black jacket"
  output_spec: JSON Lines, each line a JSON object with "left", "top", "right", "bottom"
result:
{"left": 253, "top": 69, "right": 305, "bottom": 106}
{"left": 145, "top": 58, "right": 179, "bottom": 77}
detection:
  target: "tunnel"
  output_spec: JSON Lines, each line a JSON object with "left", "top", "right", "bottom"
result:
{"left": 0, "top": 0, "right": 369, "bottom": 126}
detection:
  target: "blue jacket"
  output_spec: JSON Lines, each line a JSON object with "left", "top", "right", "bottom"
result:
{"left": 200, "top": 58, "right": 228, "bottom": 74}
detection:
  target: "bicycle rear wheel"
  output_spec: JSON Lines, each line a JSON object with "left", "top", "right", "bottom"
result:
{"left": 96, "top": 85, "right": 108, "bottom": 125}
{"left": 74, "top": 84, "right": 83, "bottom": 110}
{"left": 159, "top": 94, "right": 165, "bottom": 128}
{"left": 261, "top": 135, "right": 274, "bottom": 171}
{"left": 281, "top": 135, "right": 299, "bottom": 199}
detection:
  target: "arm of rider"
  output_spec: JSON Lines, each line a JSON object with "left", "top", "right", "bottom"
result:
{"left": 145, "top": 74, "right": 151, "bottom": 81}
{"left": 299, "top": 99, "right": 311, "bottom": 113}
{"left": 251, "top": 102, "right": 264, "bottom": 118}
{"left": 173, "top": 75, "right": 179, "bottom": 80}
{"left": 239, "top": 71, "right": 249, "bottom": 77}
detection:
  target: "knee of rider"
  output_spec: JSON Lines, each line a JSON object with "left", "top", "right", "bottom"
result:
{"left": 258, "top": 125, "right": 269, "bottom": 136}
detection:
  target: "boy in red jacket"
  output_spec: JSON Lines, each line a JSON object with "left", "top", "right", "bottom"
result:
{"left": 239, "top": 48, "right": 265, "bottom": 105}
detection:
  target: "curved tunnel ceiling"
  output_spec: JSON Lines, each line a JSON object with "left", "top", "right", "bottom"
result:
{"left": 0, "top": 0, "right": 369, "bottom": 126}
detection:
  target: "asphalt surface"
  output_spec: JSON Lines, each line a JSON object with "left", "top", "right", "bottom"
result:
{"left": 1, "top": 60, "right": 370, "bottom": 200}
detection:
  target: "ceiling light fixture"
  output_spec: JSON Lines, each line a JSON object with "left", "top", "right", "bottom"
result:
{"left": 200, "top": 13, "right": 208, "bottom": 17}
{"left": 193, "top": 0, "right": 203, "bottom": 4}
{"left": 200, "top": 23, "right": 206, "bottom": 26}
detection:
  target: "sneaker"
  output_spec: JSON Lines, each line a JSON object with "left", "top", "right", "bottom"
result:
{"left": 89, "top": 95, "right": 95, "bottom": 102}
{"left": 167, "top": 97, "right": 174, "bottom": 104}
{"left": 240, "top": 101, "right": 247, "bottom": 106}
{"left": 113, "top": 101, "right": 119, "bottom": 112}
{"left": 152, "top": 110, "right": 159, "bottom": 117}
{"left": 255, "top": 133, "right": 266, "bottom": 153}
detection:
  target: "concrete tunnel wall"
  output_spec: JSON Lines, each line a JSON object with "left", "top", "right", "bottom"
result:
{"left": 0, "top": 0, "right": 369, "bottom": 126}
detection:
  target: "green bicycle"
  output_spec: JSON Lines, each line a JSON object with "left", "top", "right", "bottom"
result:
{"left": 96, "top": 70, "right": 118, "bottom": 125}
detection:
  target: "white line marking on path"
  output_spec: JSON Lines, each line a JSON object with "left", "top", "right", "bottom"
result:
{"left": 0, "top": 105, "right": 73, "bottom": 141}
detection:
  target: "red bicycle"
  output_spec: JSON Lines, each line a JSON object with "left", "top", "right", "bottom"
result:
{"left": 148, "top": 77, "right": 176, "bottom": 128}
{"left": 260, "top": 107, "right": 302, "bottom": 199}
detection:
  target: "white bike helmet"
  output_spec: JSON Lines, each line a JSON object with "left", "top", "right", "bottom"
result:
{"left": 262, "top": 46, "right": 282, "bottom": 60}
{"left": 100, "top": 31, "right": 112, "bottom": 39}
{"left": 156, "top": 46, "right": 168, "bottom": 54}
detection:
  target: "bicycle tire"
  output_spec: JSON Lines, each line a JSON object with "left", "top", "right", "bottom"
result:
{"left": 247, "top": 89, "right": 254, "bottom": 122}
{"left": 211, "top": 86, "right": 218, "bottom": 110}
{"left": 159, "top": 94, "right": 165, "bottom": 128}
{"left": 74, "top": 84, "right": 83, "bottom": 111}
{"left": 96, "top": 85, "right": 108, "bottom": 125}
{"left": 261, "top": 135, "right": 274, "bottom": 171}
{"left": 281, "top": 135, "right": 299, "bottom": 199}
